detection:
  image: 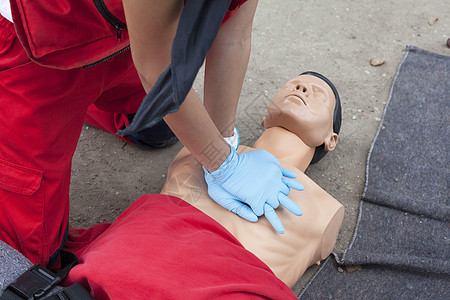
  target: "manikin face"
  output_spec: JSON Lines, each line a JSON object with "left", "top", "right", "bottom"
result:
{"left": 262, "top": 74, "right": 337, "bottom": 149}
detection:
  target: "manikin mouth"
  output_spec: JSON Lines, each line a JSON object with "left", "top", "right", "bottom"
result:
{"left": 286, "top": 93, "right": 307, "bottom": 106}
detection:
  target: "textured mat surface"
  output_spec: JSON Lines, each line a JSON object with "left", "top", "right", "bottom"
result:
{"left": 0, "top": 240, "right": 65, "bottom": 296}
{"left": 0, "top": 240, "right": 32, "bottom": 292}
{"left": 299, "top": 46, "right": 450, "bottom": 299}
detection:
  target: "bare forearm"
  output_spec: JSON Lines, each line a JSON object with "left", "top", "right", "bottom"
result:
{"left": 164, "top": 89, "right": 230, "bottom": 172}
{"left": 204, "top": 0, "right": 258, "bottom": 137}
{"left": 204, "top": 34, "right": 251, "bottom": 137}
{"left": 122, "top": 0, "right": 182, "bottom": 90}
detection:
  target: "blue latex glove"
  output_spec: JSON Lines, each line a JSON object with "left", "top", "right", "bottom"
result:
{"left": 204, "top": 145, "right": 304, "bottom": 218}
{"left": 205, "top": 174, "right": 303, "bottom": 233}
{"left": 263, "top": 177, "right": 304, "bottom": 234}
{"left": 204, "top": 173, "right": 258, "bottom": 222}
{"left": 264, "top": 191, "right": 304, "bottom": 233}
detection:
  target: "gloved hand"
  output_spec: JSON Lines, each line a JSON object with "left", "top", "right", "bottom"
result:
{"left": 205, "top": 172, "right": 303, "bottom": 233}
{"left": 204, "top": 173, "right": 258, "bottom": 222}
{"left": 204, "top": 145, "right": 304, "bottom": 220}
{"left": 263, "top": 194, "right": 304, "bottom": 234}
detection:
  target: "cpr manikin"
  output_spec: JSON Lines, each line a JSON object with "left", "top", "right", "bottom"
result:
{"left": 161, "top": 72, "right": 344, "bottom": 287}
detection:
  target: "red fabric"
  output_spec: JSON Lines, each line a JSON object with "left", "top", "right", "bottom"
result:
{"left": 8, "top": 0, "right": 246, "bottom": 69}
{"left": 0, "top": 14, "right": 145, "bottom": 265}
{"left": 222, "top": 0, "right": 249, "bottom": 24}
{"left": 84, "top": 106, "right": 132, "bottom": 143}
{"left": 64, "top": 194, "right": 296, "bottom": 300}
{"left": 9, "top": 0, "right": 130, "bottom": 69}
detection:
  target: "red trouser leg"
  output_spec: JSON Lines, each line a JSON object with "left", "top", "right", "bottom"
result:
{"left": 84, "top": 106, "right": 132, "bottom": 143}
{"left": 84, "top": 72, "right": 145, "bottom": 144}
{"left": 0, "top": 15, "right": 144, "bottom": 265}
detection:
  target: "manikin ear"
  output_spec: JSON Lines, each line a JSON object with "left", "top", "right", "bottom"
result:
{"left": 324, "top": 133, "right": 338, "bottom": 151}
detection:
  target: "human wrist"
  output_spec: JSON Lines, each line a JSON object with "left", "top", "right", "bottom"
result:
{"left": 203, "top": 144, "right": 237, "bottom": 179}
{"left": 200, "top": 137, "right": 232, "bottom": 172}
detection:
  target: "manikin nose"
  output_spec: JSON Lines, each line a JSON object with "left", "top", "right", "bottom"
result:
{"left": 295, "top": 84, "right": 309, "bottom": 95}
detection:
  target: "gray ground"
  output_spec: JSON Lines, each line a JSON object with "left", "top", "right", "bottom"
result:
{"left": 69, "top": 0, "right": 449, "bottom": 295}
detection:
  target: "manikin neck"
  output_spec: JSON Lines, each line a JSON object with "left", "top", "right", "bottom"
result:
{"left": 252, "top": 127, "right": 315, "bottom": 173}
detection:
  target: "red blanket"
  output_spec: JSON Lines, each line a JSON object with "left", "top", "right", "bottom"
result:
{"left": 64, "top": 194, "right": 296, "bottom": 299}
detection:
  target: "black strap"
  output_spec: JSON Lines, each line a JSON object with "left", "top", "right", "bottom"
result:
{"left": 0, "top": 250, "right": 92, "bottom": 300}
{"left": 1, "top": 264, "right": 60, "bottom": 300}
{"left": 42, "top": 283, "right": 94, "bottom": 300}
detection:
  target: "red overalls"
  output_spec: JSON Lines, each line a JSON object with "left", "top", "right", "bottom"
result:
{"left": 0, "top": 12, "right": 144, "bottom": 265}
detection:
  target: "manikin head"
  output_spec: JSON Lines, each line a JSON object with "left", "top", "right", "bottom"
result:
{"left": 262, "top": 71, "right": 342, "bottom": 164}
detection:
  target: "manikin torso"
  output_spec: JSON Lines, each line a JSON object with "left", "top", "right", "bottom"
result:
{"left": 161, "top": 126, "right": 343, "bottom": 287}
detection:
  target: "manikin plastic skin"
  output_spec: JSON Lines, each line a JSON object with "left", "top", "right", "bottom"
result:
{"left": 161, "top": 74, "right": 344, "bottom": 288}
